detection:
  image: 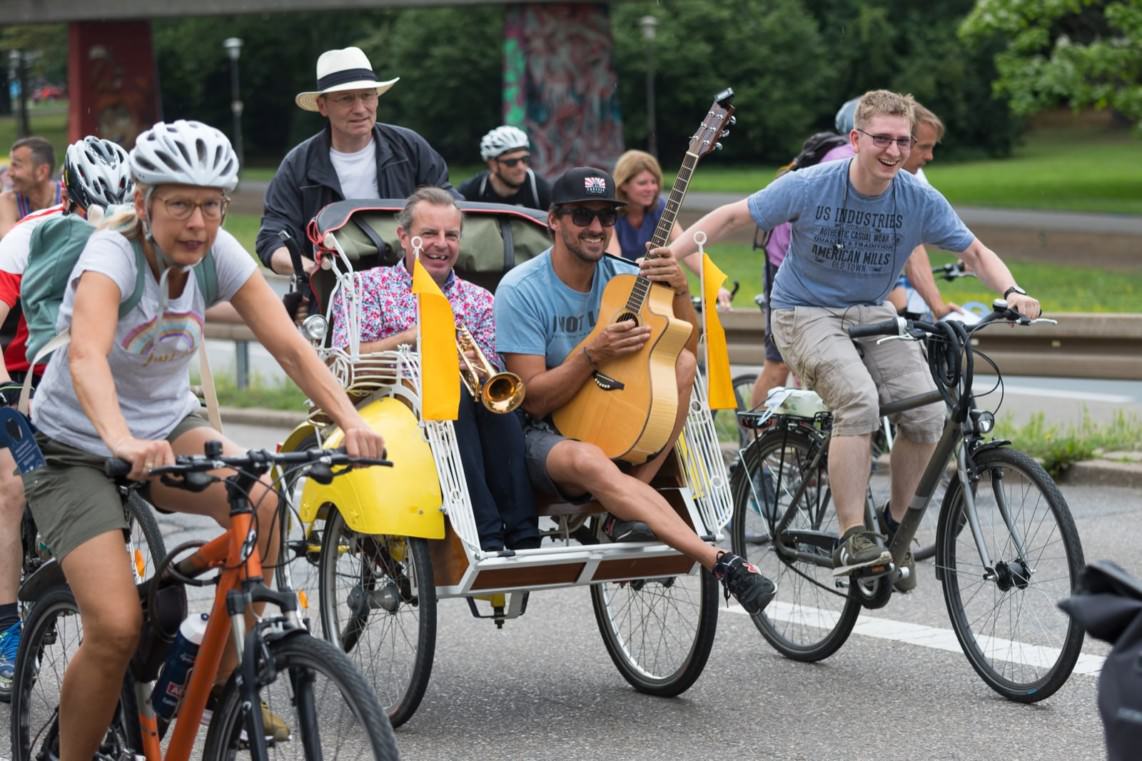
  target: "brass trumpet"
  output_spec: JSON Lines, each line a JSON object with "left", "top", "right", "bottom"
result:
{"left": 457, "top": 326, "right": 525, "bottom": 414}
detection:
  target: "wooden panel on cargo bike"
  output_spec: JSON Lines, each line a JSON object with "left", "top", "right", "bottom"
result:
{"left": 593, "top": 554, "right": 697, "bottom": 582}
{"left": 427, "top": 527, "right": 470, "bottom": 587}
{"left": 471, "top": 562, "right": 586, "bottom": 590}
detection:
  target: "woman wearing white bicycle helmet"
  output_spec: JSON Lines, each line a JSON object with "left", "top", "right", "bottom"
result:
{"left": 459, "top": 124, "right": 551, "bottom": 209}
{"left": 23, "top": 120, "right": 383, "bottom": 761}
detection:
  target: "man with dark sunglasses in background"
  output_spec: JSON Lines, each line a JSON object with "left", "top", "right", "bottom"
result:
{"left": 493, "top": 167, "right": 778, "bottom": 616}
{"left": 459, "top": 126, "right": 551, "bottom": 210}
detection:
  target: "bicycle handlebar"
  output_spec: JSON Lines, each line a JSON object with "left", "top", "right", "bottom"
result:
{"left": 847, "top": 300, "right": 1054, "bottom": 341}
{"left": 847, "top": 316, "right": 907, "bottom": 339}
{"left": 104, "top": 445, "right": 392, "bottom": 489}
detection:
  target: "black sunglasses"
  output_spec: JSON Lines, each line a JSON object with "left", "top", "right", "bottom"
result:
{"left": 564, "top": 207, "right": 618, "bottom": 227}
{"left": 497, "top": 155, "right": 531, "bottom": 168}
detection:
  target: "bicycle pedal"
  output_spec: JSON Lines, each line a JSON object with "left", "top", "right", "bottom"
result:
{"left": 832, "top": 561, "right": 894, "bottom": 579}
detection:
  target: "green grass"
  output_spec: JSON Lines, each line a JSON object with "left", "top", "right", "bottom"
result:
{"left": 994, "top": 410, "right": 1142, "bottom": 477}
{"left": 685, "top": 245, "right": 1142, "bottom": 312}
{"left": 193, "top": 371, "right": 308, "bottom": 411}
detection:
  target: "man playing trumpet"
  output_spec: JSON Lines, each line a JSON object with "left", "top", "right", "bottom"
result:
{"left": 330, "top": 187, "right": 539, "bottom": 551}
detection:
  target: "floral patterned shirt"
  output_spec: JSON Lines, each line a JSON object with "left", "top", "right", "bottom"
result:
{"left": 330, "top": 261, "right": 500, "bottom": 368}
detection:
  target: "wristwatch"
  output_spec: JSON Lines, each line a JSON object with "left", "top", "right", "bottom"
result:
{"left": 1003, "top": 285, "right": 1027, "bottom": 299}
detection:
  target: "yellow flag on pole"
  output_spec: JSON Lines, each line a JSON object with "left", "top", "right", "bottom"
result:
{"left": 411, "top": 258, "right": 460, "bottom": 420}
{"left": 701, "top": 253, "right": 736, "bottom": 410}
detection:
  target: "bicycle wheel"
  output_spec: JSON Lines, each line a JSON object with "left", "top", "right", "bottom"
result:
{"left": 11, "top": 586, "right": 139, "bottom": 761}
{"left": 730, "top": 429, "right": 861, "bottom": 661}
{"left": 712, "top": 372, "right": 758, "bottom": 446}
{"left": 202, "top": 634, "right": 399, "bottom": 761}
{"left": 937, "top": 446, "right": 1085, "bottom": 703}
{"left": 911, "top": 464, "right": 954, "bottom": 562}
{"left": 125, "top": 493, "right": 165, "bottom": 583}
{"left": 319, "top": 508, "right": 436, "bottom": 727}
{"left": 590, "top": 559, "right": 719, "bottom": 697}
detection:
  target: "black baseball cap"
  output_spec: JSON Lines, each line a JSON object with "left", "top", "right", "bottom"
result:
{"left": 551, "top": 167, "right": 625, "bottom": 206}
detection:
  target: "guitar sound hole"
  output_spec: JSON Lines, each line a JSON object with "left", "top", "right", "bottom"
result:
{"left": 616, "top": 311, "right": 639, "bottom": 327}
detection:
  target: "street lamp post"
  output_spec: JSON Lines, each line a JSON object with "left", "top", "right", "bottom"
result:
{"left": 639, "top": 15, "right": 658, "bottom": 158}
{"left": 8, "top": 50, "right": 30, "bottom": 138}
{"left": 222, "top": 37, "right": 244, "bottom": 170}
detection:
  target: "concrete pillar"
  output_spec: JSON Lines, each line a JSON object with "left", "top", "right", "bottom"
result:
{"left": 503, "top": 3, "right": 624, "bottom": 177}
{"left": 68, "top": 20, "right": 161, "bottom": 147}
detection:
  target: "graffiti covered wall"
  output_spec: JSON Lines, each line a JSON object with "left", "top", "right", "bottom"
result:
{"left": 68, "top": 21, "right": 161, "bottom": 147}
{"left": 503, "top": 3, "right": 623, "bottom": 177}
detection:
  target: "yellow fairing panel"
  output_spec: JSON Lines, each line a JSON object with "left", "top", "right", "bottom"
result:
{"left": 299, "top": 397, "right": 445, "bottom": 538}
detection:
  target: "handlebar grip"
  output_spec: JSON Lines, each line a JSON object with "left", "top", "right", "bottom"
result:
{"left": 105, "top": 458, "right": 132, "bottom": 478}
{"left": 847, "top": 317, "right": 906, "bottom": 339}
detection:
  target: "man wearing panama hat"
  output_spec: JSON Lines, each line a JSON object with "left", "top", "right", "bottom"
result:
{"left": 257, "top": 46, "right": 458, "bottom": 275}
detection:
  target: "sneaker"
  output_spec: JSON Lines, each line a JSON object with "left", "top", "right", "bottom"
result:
{"left": 877, "top": 504, "right": 916, "bottom": 593}
{"left": 0, "top": 620, "right": 21, "bottom": 703}
{"left": 713, "top": 552, "right": 776, "bottom": 615}
{"left": 602, "top": 515, "right": 655, "bottom": 543}
{"left": 831, "top": 527, "right": 892, "bottom": 577}
{"left": 203, "top": 685, "right": 290, "bottom": 744}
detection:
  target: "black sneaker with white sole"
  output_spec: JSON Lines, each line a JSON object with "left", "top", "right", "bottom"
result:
{"left": 713, "top": 552, "right": 777, "bottom": 615}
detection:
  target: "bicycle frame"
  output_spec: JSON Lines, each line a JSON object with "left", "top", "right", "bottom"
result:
{"left": 135, "top": 472, "right": 303, "bottom": 761}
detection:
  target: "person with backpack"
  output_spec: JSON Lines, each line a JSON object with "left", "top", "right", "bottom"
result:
{"left": 747, "top": 131, "right": 852, "bottom": 410}
{"left": 21, "top": 120, "right": 385, "bottom": 760}
{"left": 0, "top": 136, "right": 134, "bottom": 700}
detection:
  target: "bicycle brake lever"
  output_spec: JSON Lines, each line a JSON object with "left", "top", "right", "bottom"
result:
{"left": 309, "top": 463, "right": 334, "bottom": 485}
{"left": 875, "top": 334, "right": 917, "bottom": 345}
{"left": 1026, "top": 317, "right": 1058, "bottom": 326}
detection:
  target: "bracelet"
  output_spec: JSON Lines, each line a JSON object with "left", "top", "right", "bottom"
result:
{"left": 582, "top": 346, "right": 598, "bottom": 370}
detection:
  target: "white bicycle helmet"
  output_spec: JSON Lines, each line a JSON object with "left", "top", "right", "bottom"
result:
{"left": 129, "top": 120, "right": 239, "bottom": 191}
{"left": 479, "top": 125, "right": 529, "bottom": 161}
{"left": 63, "top": 137, "right": 134, "bottom": 211}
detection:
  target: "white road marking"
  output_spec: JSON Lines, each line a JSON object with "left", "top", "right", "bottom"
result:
{"left": 1002, "top": 386, "right": 1133, "bottom": 404}
{"left": 728, "top": 601, "right": 1104, "bottom": 676}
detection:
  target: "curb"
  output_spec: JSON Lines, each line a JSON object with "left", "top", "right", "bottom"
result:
{"left": 220, "top": 406, "right": 306, "bottom": 430}
{"left": 719, "top": 442, "right": 1142, "bottom": 490}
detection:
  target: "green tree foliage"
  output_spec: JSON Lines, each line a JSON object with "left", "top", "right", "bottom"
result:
{"left": 961, "top": 0, "right": 1142, "bottom": 127}
{"left": 611, "top": 0, "right": 832, "bottom": 163}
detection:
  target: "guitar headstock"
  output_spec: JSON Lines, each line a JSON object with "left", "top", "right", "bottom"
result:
{"left": 687, "top": 88, "right": 736, "bottom": 158}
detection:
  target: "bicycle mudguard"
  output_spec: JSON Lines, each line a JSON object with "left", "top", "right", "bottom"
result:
{"left": 17, "top": 559, "right": 66, "bottom": 603}
{"left": 299, "top": 396, "right": 444, "bottom": 538}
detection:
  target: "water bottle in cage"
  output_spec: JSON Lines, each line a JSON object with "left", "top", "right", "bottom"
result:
{"left": 151, "top": 612, "right": 209, "bottom": 721}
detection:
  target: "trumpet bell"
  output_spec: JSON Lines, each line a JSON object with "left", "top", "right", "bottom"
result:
{"left": 480, "top": 371, "right": 526, "bottom": 414}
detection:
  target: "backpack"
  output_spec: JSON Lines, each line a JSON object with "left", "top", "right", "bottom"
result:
{"left": 22, "top": 214, "right": 219, "bottom": 362}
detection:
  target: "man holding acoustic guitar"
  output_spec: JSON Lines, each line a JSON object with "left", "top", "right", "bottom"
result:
{"left": 658, "top": 89, "right": 1041, "bottom": 585}
{"left": 494, "top": 166, "right": 777, "bottom": 616}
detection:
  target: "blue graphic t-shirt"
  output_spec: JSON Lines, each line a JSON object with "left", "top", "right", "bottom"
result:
{"left": 495, "top": 248, "right": 638, "bottom": 369}
{"left": 747, "top": 160, "right": 974, "bottom": 309}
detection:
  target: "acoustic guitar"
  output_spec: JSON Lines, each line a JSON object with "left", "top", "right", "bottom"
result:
{"left": 552, "top": 89, "right": 736, "bottom": 464}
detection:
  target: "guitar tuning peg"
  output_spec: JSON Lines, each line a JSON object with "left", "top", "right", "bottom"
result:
{"left": 715, "top": 142, "right": 724, "bottom": 151}
{"left": 722, "top": 129, "right": 731, "bottom": 139}
{"left": 728, "top": 116, "right": 737, "bottom": 126}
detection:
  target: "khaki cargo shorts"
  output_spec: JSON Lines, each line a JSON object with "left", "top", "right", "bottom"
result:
{"left": 770, "top": 304, "right": 944, "bottom": 441}
{"left": 21, "top": 412, "right": 212, "bottom": 561}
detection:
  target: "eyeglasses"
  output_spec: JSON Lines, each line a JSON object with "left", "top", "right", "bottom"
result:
{"left": 497, "top": 155, "right": 530, "bottom": 168}
{"left": 857, "top": 129, "right": 914, "bottom": 150}
{"left": 157, "top": 195, "right": 229, "bottom": 221}
{"left": 564, "top": 206, "right": 618, "bottom": 227}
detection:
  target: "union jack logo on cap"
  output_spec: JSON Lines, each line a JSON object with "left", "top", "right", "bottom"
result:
{"left": 584, "top": 177, "right": 606, "bottom": 193}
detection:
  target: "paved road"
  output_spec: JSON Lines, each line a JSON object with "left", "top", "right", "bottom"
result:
{"left": 3, "top": 469, "right": 1131, "bottom": 760}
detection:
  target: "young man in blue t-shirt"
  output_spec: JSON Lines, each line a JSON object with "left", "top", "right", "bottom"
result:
{"left": 495, "top": 167, "right": 778, "bottom": 615}
{"left": 660, "top": 90, "right": 1041, "bottom": 589}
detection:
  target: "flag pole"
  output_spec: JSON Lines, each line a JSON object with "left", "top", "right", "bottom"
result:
{"left": 694, "top": 230, "right": 710, "bottom": 399}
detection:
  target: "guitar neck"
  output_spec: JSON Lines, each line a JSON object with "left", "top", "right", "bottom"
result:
{"left": 648, "top": 152, "right": 698, "bottom": 250}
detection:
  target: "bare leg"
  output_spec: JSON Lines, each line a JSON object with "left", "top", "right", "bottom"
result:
{"left": 749, "top": 360, "right": 789, "bottom": 408}
{"left": 829, "top": 434, "right": 872, "bottom": 533}
{"left": 889, "top": 433, "right": 938, "bottom": 523}
{"left": 631, "top": 349, "right": 696, "bottom": 484}
{"left": 0, "top": 450, "right": 24, "bottom": 605}
{"left": 548, "top": 441, "right": 720, "bottom": 570}
{"left": 886, "top": 287, "right": 907, "bottom": 313}
{"left": 59, "top": 532, "right": 142, "bottom": 761}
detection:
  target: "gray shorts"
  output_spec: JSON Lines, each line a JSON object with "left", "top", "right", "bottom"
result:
{"left": 522, "top": 418, "right": 591, "bottom": 504}
{"left": 22, "top": 412, "right": 213, "bottom": 561}
{"left": 770, "top": 304, "right": 944, "bottom": 441}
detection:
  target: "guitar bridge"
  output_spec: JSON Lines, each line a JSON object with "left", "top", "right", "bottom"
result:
{"left": 591, "top": 373, "right": 624, "bottom": 391}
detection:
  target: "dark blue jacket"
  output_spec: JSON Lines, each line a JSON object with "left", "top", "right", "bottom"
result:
{"left": 255, "top": 122, "right": 458, "bottom": 266}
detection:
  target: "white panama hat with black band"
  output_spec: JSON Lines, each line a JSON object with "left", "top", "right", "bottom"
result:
{"left": 295, "top": 46, "right": 399, "bottom": 112}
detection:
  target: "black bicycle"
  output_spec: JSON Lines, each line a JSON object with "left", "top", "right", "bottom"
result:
{"left": 729, "top": 302, "right": 1085, "bottom": 703}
